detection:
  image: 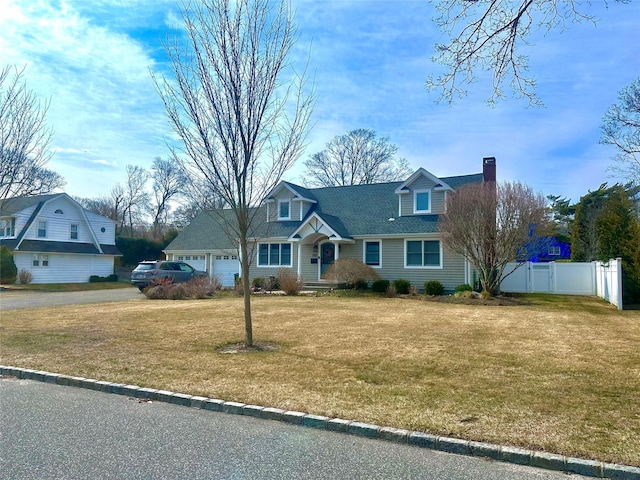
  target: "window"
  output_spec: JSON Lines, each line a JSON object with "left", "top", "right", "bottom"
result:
{"left": 258, "top": 243, "right": 292, "bottom": 266}
{"left": 278, "top": 199, "right": 291, "bottom": 220}
{"left": 364, "top": 240, "right": 381, "bottom": 267}
{"left": 548, "top": 246, "right": 561, "bottom": 256}
{"left": 70, "top": 224, "right": 78, "bottom": 240}
{"left": 405, "top": 240, "right": 441, "bottom": 268}
{"left": 413, "top": 190, "right": 431, "bottom": 214}
{"left": 0, "top": 218, "right": 15, "bottom": 237}
{"left": 32, "top": 254, "right": 49, "bottom": 267}
{"left": 37, "top": 220, "right": 47, "bottom": 238}
{"left": 54, "top": 209, "right": 64, "bottom": 214}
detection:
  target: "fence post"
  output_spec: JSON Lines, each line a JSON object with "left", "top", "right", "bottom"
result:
{"left": 614, "top": 257, "right": 623, "bottom": 310}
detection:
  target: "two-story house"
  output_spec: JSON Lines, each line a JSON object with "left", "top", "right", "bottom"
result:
{"left": 0, "top": 193, "right": 120, "bottom": 284}
{"left": 164, "top": 158, "right": 497, "bottom": 291}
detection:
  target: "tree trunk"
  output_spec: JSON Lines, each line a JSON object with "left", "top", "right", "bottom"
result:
{"left": 239, "top": 236, "right": 253, "bottom": 347}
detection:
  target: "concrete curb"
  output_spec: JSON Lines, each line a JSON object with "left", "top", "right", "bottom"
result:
{"left": 2, "top": 365, "right": 639, "bottom": 479}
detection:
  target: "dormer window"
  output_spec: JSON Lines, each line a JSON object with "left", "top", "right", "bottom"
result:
{"left": 54, "top": 209, "right": 64, "bottom": 214}
{"left": 413, "top": 190, "right": 431, "bottom": 214}
{"left": 278, "top": 199, "right": 291, "bottom": 220}
{"left": 0, "top": 218, "right": 15, "bottom": 237}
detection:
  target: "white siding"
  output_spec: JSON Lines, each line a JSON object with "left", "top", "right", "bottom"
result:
{"left": 14, "top": 252, "right": 115, "bottom": 284}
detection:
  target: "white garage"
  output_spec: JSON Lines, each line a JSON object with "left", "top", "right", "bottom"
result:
{"left": 212, "top": 254, "right": 239, "bottom": 287}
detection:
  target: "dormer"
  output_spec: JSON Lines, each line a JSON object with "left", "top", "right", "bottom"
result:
{"left": 265, "top": 181, "right": 317, "bottom": 222}
{"left": 394, "top": 168, "right": 454, "bottom": 217}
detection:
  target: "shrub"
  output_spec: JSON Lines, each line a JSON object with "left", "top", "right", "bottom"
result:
{"left": 424, "top": 280, "right": 444, "bottom": 296}
{"left": 392, "top": 278, "right": 411, "bottom": 295}
{"left": 252, "top": 277, "right": 265, "bottom": 289}
{"left": 89, "top": 274, "right": 118, "bottom": 283}
{"left": 325, "top": 258, "right": 380, "bottom": 289}
{"left": 234, "top": 277, "right": 244, "bottom": 296}
{"left": 0, "top": 246, "right": 17, "bottom": 284}
{"left": 17, "top": 269, "right": 33, "bottom": 285}
{"left": 167, "top": 283, "right": 188, "bottom": 300}
{"left": 454, "top": 283, "right": 473, "bottom": 293}
{"left": 371, "top": 279, "right": 390, "bottom": 293}
{"left": 184, "top": 276, "right": 220, "bottom": 298}
{"left": 385, "top": 284, "right": 397, "bottom": 298}
{"left": 277, "top": 268, "right": 303, "bottom": 296}
{"left": 145, "top": 284, "right": 170, "bottom": 299}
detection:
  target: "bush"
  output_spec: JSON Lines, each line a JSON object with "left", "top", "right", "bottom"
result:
{"left": 392, "top": 278, "right": 411, "bottom": 295}
{"left": 386, "top": 284, "right": 397, "bottom": 298}
{"left": 17, "top": 268, "right": 33, "bottom": 285}
{"left": 234, "top": 277, "right": 244, "bottom": 296}
{"left": 184, "top": 276, "right": 220, "bottom": 298}
{"left": 454, "top": 283, "right": 473, "bottom": 293}
{"left": 0, "top": 246, "right": 17, "bottom": 284}
{"left": 252, "top": 277, "right": 265, "bottom": 289}
{"left": 424, "top": 280, "right": 445, "bottom": 296}
{"left": 371, "top": 279, "right": 390, "bottom": 293}
{"left": 325, "top": 259, "right": 380, "bottom": 289}
{"left": 277, "top": 268, "right": 304, "bottom": 296}
{"left": 89, "top": 274, "right": 118, "bottom": 283}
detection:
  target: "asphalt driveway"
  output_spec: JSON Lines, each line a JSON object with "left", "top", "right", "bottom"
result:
{"left": 0, "top": 287, "right": 143, "bottom": 311}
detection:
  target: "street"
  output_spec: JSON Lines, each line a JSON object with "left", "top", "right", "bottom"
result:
{"left": 0, "top": 379, "right": 586, "bottom": 480}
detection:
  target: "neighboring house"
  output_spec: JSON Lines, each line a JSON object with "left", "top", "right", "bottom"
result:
{"left": 0, "top": 193, "right": 121, "bottom": 284}
{"left": 527, "top": 236, "right": 571, "bottom": 262}
{"left": 164, "top": 158, "right": 497, "bottom": 291}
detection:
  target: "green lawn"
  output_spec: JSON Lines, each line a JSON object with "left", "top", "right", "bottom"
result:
{"left": 1, "top": 293, "right": 638, "bottom": 466}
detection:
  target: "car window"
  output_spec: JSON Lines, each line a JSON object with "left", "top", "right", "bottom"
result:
{"left": 179, "top": 263, "right": 194, "bottom": 272}
{"left": 159, "top": 262, "right": 173, "bottom": 270}
{"left": 135, "top": 263, "right": 156, "bottom": 271}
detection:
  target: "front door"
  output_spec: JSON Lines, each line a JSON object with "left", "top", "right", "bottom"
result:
{"left": 320, "top": 242, "right": 335, "bottom": 278}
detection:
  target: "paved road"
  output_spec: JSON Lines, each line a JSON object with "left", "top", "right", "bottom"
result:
{"left": 0, "top": 287, "right": 142, "bottom": 311}
{"left": 0, "top": 379, "right": 586, "bottom": 480}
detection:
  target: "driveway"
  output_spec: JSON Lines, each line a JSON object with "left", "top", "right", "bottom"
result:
{"left": 0, "top": 379, "right": 585, "bottom": 480}
{"left": 0, "top": 287, "right": 143, "bottom": 311}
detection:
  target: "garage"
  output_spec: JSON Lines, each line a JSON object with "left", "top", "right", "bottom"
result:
{"left": 213, "top": 255, "right": 239, "bottom": 287}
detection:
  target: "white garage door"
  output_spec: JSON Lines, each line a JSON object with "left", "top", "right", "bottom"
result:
{"left": 177, "top": 255, "right": 206, "bottom": 271}
{"left": 213, "top": 255, "right": 239, "bottom": 287}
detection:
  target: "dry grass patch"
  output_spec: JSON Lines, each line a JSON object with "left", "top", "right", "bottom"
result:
{"left": 1, "top": 294, "right": 639, "bottom": 466}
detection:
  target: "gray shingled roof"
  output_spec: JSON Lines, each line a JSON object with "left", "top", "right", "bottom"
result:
{"left": 0, "top": 194, "right": 61, "bottom": 215}
{"left": 166, "top": 172, "right": 483, "bottom": 250}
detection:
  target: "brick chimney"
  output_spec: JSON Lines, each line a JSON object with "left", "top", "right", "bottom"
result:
{"left": 483, "top": 157, "right": 496, "bottom": 182}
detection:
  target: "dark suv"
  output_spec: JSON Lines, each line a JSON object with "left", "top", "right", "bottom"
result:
{"left": 130, "top": 260, "right": 207, "bottom": 290}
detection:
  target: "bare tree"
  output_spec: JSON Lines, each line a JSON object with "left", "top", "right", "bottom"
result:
{"left": 153, "top": 0, "right": 314, "bottom": 347}
{"left": 426, "top": 1, "right": 617, "bottom": 105}
{"left": 121, "top": 165, "right": 149, "bottom": 237}
{"left": 303, "top": 129, "right": 412, "bottom": 187}
{"left": 0, "top": 65, "right": 63, "bottom": 203}
{"left": 439, "top": 181, "right": 549, "bottom": 295}
{"left": 150, "top": 156, "right": 188, "bottom": 240}
{"left": 601, "top": 77, "right": 640, "bottom": 185}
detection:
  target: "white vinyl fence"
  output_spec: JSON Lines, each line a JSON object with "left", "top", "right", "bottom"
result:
{"left": 499, "top": 258, "right": 623, "bottom": 310}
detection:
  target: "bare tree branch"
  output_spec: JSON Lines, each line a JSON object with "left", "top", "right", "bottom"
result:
{"left": 426, "top": 0, "right": 606, "bottom": 106}
{"left": 0, "top": 65, "right": 63, "bottom": 204}
{"left": 601, "top": 77, "right": 640, "bottom": 185}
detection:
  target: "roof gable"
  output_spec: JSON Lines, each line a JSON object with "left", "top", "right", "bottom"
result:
{"left": 394, "top": 168, "right": 454, "bottom": 194}
{"left": 266, "top": 181, "right": 317, "bottom": 203}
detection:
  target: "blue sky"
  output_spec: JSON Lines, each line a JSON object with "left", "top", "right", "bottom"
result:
{"left": 1, "top": 0, "right": 638, "bottom": 204}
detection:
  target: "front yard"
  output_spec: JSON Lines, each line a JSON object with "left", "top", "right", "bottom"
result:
{"left": 1, "top": 293, "right": 638, "bottom": 466}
